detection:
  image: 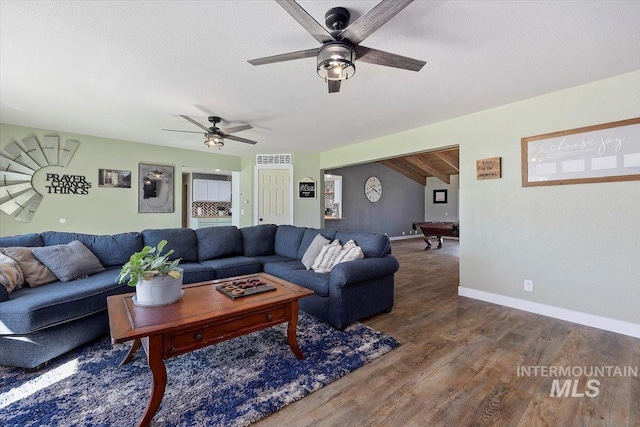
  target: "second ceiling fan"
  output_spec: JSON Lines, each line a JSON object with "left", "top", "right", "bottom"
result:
{"left": 248, "top": 0, "right": 426, "bottom": 93}
{"left": 163, "top": 115, "right": 257, "bottom": 148}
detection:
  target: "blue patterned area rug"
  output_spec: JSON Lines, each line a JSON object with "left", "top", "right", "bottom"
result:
{"left": 0, "top": 313, "right": 399, "bottom": 427}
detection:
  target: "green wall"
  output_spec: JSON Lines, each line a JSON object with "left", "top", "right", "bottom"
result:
{"left": 0, "top": 124, "right": 240, "bottom": 235}
{"left": 320, "top": 70, "right": 640, "bottom": 325}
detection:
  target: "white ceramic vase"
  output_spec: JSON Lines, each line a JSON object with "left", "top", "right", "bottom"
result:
{"left": 133, "top": 268, "right": 184, "bottom": 307}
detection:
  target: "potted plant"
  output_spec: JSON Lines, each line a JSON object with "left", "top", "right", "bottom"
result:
{"left": 117, "top": 239, "right": 184, "bottom": 307}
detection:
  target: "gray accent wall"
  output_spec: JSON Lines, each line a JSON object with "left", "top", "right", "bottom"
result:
{"left": 425, "top": 175, "right": 459, "bottom": 221}
{"left": 325, "top": 162, "right": 424, "bottom": 237}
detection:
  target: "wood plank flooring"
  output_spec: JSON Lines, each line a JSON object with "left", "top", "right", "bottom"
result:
{"left": 255, "top": 238, "right": 639, "bottom": 427}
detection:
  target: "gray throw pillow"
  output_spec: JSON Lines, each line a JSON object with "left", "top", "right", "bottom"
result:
{"left": 32, "top": 240, "right": 105, "bottom": 282}
{"left": 301, "top": 233, "right": 330, "bottom": 269}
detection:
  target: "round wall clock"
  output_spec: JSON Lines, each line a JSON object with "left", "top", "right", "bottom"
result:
{"left": 364, "top": 176, "right": 382, "bottom": 202}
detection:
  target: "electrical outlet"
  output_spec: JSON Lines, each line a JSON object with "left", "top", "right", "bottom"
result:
{"left": 402, "top": 231, "right": 406, "bottom": 235}
{"left": 524, "top": 279, "right": 534, "bottom": 292}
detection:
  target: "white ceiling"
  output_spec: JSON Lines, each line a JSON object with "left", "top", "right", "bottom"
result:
{"left": 2, "top": 1, "right": 639, "bottom": 157}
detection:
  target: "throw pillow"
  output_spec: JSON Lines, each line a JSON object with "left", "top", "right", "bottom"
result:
{"left": 334, "top": 239, "right": 365, "bottom": 265}
{"left": 32, "top": 240, "right": 105, "bottom": 282}
{"left": 311, "top": 240, "right": 342, "bottom": 274}
{"left": 301, "top": 233, "right": 330, "bottom": 269}
{"left": 311, "top": 239, "right": 365, "bottom": 274}
{"left": 0, "top": 252, "right": 25, "bottom": 294}
{"left": 2, "top": 247, "right": 57, "bottom": 287}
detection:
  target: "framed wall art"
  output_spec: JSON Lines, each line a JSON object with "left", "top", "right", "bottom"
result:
{"left": 433, "top": 189, "right": 447, "bottom": 204}
{"left": 98, "top": 169, "right": 131, "bottom": 188}
{"left": 138, "top": 163, "right": 174, "bottom": 213}
{"left": 521, "top": 117, "right": 640, "bottom": 187}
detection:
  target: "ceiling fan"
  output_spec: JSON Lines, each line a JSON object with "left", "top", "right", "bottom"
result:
{"left": 162, "top": 115, "right": 257, "bottom": 148}
{"left": 248, "top": 0, "right": 426, "bottom": 93}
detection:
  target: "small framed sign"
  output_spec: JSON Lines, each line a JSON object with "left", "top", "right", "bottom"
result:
{"left": 298, "top": 179, "right": 316, "bottom": 199}
{"left": 477, "top": 157, "right": 502, "bottom": 180}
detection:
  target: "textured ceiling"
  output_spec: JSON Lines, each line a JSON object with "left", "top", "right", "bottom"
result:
{"left": 1, "top": 1, "right": 640, "bottom": 157}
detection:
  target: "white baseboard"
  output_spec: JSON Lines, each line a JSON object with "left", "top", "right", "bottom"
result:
{"left": 458, "top": 286, "right": 640, "bottom": 339}
{"left": 389, "top": 235, "right": 423, "bottom": 241}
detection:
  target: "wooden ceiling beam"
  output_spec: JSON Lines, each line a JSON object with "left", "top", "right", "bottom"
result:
{"left": 379, "top": 160, "right": 426, "bottom": 185}
{"left": 406, "top": 156, "right": 451, "bottom": 184}
{"left": 434, "top": 150, "right": 459, "bottom": 172}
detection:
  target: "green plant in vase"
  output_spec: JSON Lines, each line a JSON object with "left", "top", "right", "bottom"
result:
{"left": 117, "top": 239, "right": 181, "bottom": 286}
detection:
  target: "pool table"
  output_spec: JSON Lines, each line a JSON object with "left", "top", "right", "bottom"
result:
{"left": 412, "top": 221, "right": 459, "bottom": 249}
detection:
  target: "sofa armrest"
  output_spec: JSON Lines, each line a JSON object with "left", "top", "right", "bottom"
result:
{"left": 329, "top": 255, "right": 399, "bottom": 289}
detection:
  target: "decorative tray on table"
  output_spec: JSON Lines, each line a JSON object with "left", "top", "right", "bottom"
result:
{"left": 215, "top": 277, "right": 276, "bottom": 299}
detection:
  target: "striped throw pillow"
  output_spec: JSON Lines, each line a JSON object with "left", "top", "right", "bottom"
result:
{"left": 312, "top": 239, "right": 364, "bottom": 273}
{"left": 311, "top": 240, "right": 342, "bottom": 273}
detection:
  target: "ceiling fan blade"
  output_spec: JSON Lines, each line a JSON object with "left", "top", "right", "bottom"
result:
{"left": 162, "top": 129, "right": 204, "bottom": 134}
{"left": 338, "top": 0, "right": 414, "bottom": 45}
{"left": 179, "top": 115, "right": 211, "bottom": 132}
{"left": 354, "top": 45, "right": 425, "bottom": 71}
{"left": 248, "top": 48, "right": 319, "bottom": 66}
{"left": 328, "top": 80, "right": 341, "bottom": 93}
{"left": 224, "top": 134, "right": 258, "bottom": 145}
{"left": 221, "top": 124, "right": 253, "bottom": 134}
{"left": 275, "top": 0, "right": 335, "bottom": 44}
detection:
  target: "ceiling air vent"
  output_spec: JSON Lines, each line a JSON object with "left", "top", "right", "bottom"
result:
{"left": 256, "top": 154, "right": 292, "bottom": 165}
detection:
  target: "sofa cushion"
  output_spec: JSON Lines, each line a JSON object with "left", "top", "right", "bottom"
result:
{"left": 41, "top": 231, "right": 143, "bottom": 268}
{"left": 240, "top": 224, "right": 277, "bottom": 257}
{"left": 0, "top": 233, "right": 43, "bottom": 248}
{"left": 196, "top": 226, "right": 243, "bottom": 261}
{"left": 177, "top": 262, "right": 215, "bottom": 284}
{"left": 0, "top": 252, "right": 24, "bottom": 294}
{"left": 335, "top": 231, "right": 391, "bottom": 258}
{"left": 286, "top": 269, "right": 330, "bottom": 297}
{"left": 200, "top": 256, "right": 263, "bottom": 279}
{"left": 0, "top": 269, "right": 127, "bottom": 335}
{"left": 1, "top": 247, "right": 57, "bottom": 287}
{"left": 263, "top": 259, "right": 306, "bottom": 277}
{"left": 251, "top": 254, "right": 296, "bottom": 265}
{"left": 297, "top": 228, "right": 338, "bottom": 259}
{"left": 142, "top": 228, "right": 198, "bottom": 262}
{"left": 32, "top": 241, "right": 105, "bottom": 282}
{"left": 274, "top": 225, "right": 306, "bottom": 258}
{"left": 301, "top": 233, "right": 330, "bottom": 269}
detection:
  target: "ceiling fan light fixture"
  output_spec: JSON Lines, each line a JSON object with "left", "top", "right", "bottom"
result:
{"left": 317, "top": 42, "right": 355, "bottom": 81}
{"left": 204, "top": 132, "right": 225, "bottom": 148}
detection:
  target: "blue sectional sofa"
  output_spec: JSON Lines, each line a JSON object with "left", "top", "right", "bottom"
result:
{"left": 0, "top": 224, "right": 398, "bottom": 369}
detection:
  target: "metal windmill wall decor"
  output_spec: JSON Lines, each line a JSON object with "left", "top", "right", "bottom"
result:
{"left": 1, "top": 136, "right": 80, "bottom": 223}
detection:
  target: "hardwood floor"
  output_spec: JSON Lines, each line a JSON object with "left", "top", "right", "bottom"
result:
{"left": 255, "top": 238, "right": 640, "bottom": 427}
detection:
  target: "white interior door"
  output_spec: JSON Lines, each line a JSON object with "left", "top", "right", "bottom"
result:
{"left": 257, "top": 169, "right": 291, "bottom": 225}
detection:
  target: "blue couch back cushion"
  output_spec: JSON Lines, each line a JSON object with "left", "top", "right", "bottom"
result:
{"left": 0, "top": 233, "right": 43, "bottom": 248}
{"left": 274, "top": 225, "right": 306, "bottom": 259}
{"left": 240, "top": 224, "right": 277, "bottom": 257}
{"left": 297, "top": 228, "right": 338, "bottom": 259}
{"left": 335, "top": 231, "right": 391, "bottom": 258}
{"left": 195, "top": 226, "right": 243, "bottom": 261}
{"left": 41, "top": 231, "right": 144, "bottom": 267}
{"left": 142, "top": 228, "right": 198, "bottom": 262}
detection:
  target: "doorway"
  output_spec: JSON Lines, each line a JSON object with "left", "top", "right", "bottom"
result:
{"left": 255, "top": 168, "right": 292, "bottom": 225}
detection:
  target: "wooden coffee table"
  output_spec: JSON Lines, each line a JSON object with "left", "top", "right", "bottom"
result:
{"left": 107, "top": 273, "right": 313, "bottom": 427}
